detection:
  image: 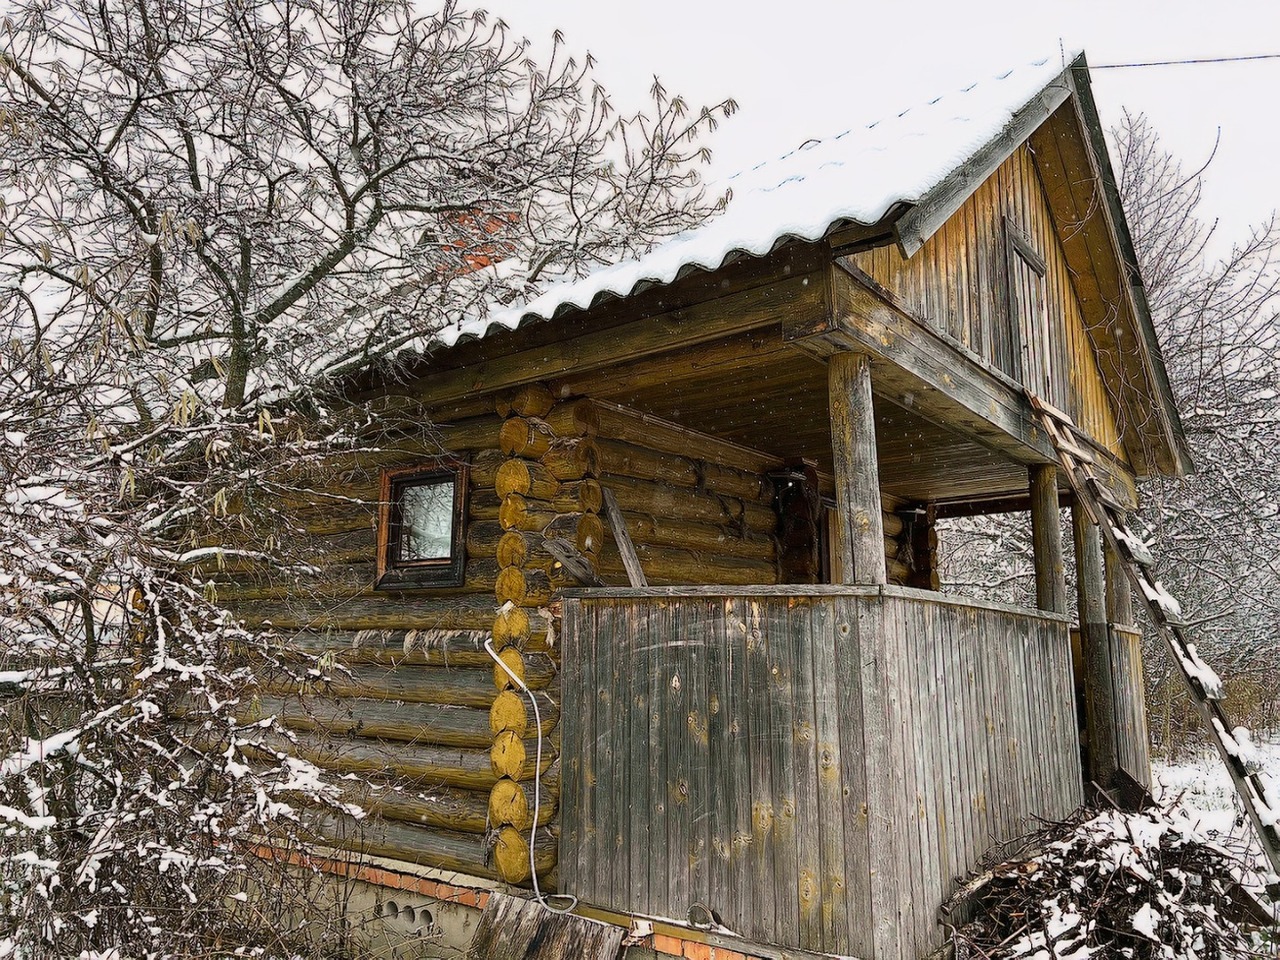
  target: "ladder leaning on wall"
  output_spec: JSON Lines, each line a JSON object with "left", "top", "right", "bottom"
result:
{"left": 1029, "top": 393, "right": 1280, "bottom": 885}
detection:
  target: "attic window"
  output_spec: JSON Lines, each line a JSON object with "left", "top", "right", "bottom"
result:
{"left": 376, "top": 460, "right": 469, "bottom": 589}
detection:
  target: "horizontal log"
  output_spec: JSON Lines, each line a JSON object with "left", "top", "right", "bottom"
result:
{"left": 482, "top": 483, "right": 599, "bottom": 521}
{"left": 544, "top": 512, "right": 604, "bottom": 558}
{"left": 490, "top": 730, "right": 526, "bottom": 779}
{"left": 495, "top": 458, "right": 561, "bottom": 500}
{"left": 882, "top": 511, "right": 906, "bottom": 538}
{"left": 490, "top": 688, "right": 556, "bottom": 738}
{"left": 621, "top": 511, "right": 776, "bottom": 561}
{"left": 230, "top": 595, "right": 504, "bottom": 633}
{"left": 467, "top": 449, "right": 508, "bottom": 488}
{"left": 211, "top": 558, "right": 501, "bottom": 602}
{"left": 250, "top": 692, "right": 558, "bottom": 749}
{"left": 361, "top": 782, "right": 551, "bottom": 834}
{"left": 540, "top": 438, "right": 599, "bottom": 481}
{"left": 495, "top": 566, "right": 554, "bottom": 607}
{"left": 494, "top": 605, "right": 532, "bottom": 648}
{"left": 257, "top": 661, "right": 556, "bottom": 708}
{"left": 489, "top": 495, "right": 562, "bottom": 533}
{"left": 590, "top": 401, "right": 783, "bottom": 476}
{"left": 886, "top": 555, "right": 910, "bottom": 583}
{"left": 504, "top": 384, "right": 556, "bottom": 419}
{"left": 499, "top": 417, "right": 557, "bottom": 458}
{"left": 488, "top": 778, "right": 558, "bottom": 831}
{"left": 540, "top": 399, "right": 599, "bottom": 438}
{"left": 298, "top": 807, "right": 556, "bottom": 883}
{"left": 361, "top": 392, "right": 497, "bottom": 431}
{"left": 495, "top": 529, "right": 547, "bottom": 570}
{"left": 244, "top": 728, "right": 554, "bottom": 791}
{"left": 341, "top": 781, "right": 493, "bottom": 835}
{"left": 603, "top": 474, "right": 776, "bottom": 531}
{"left": 493, "top": 825, "right": 535, "bottom": 883}
{"left": 593, "top": 437, "right": 771, "bottom": 503}
{"left": 597, "top": 544, "right": 776, "bottom": 587}
{"left": 267, "top": 627, "right": 495, "bottom": 668}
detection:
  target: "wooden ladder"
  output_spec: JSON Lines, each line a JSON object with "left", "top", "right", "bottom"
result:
{"left": 1029, "top": 393, "right": 1280, "bottom": 882}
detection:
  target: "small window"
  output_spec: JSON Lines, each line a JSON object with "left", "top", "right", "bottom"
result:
{"left": 376, "top": 460, "right": 469, "bottom": 589}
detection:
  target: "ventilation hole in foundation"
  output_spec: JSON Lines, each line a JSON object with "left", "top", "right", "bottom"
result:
{"left": 416, "top": 907, "right": 434, "bottom": 929}
{"left": 383, "top": 900, "right": 400, "bottom": 919}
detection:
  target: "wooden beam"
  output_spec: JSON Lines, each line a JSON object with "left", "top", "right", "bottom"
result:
{"left": 794, "top": 262, "right": 1140, "bottom": 508}
{"left": 600, "top": 487, "right": 647, "bottom": 588}
{"left": 1072, "top": 501, "right": 1119, "bottom": 788}
{"left": 794, "top": 261, "right": 1054, "bottom": 464}
{"left": 828, "top": 352, "right": 886, "bottom": 585}
{"left": 397, "top": 271, "right": 825, "bottom": 410}
{"left": 1029, "top": 465, "right": 1067, "bottom": 614}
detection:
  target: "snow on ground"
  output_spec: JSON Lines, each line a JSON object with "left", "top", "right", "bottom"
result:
{"left": 1152, "top": 733, "right": 1280, "bottom": 840}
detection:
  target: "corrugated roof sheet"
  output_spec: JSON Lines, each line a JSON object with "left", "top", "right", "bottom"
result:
{"left": 433, "top": 52, "right": 1074, "bottom": 350}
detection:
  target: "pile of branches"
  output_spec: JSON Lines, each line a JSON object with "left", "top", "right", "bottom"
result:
{"left": 948, "top": 805, "right": 1273, "bottom": 959}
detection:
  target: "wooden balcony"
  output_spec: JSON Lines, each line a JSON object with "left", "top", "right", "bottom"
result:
{"left": 559, "top": 585, "right": 1082, "bottom": 960}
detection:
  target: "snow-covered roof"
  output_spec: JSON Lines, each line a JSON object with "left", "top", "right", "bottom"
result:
{"left": 434, "top": 52, "right": 1076, "bottom": 350}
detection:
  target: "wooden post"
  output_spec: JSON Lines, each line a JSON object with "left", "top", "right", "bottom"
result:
{"left": 828, "top": 352, "right": 885, "bottom": 585}
{"left": 1029, "top": 465, "right": 1067, "bottom": 613}
{"left": 1104, "top": 536, "right": 1134, "bottom": 627}
{"left": 1072, "top": 501, "right": 1119, "bottom": 788}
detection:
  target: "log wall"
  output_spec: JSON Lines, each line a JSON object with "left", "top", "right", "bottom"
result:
{"left": 851, "top": 144, "right": 1126, "bottom": 463}
{"left": 559, "top": 585, "right": 1081, "bottom": 960}
{"left": 212, "top": 383, "right": 927, "bottom": 889}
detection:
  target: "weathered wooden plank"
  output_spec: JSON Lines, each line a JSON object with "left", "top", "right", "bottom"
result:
{"left": 687, "top": 602, "right": 712, "bottom": 922}
{"left": 744, "top": 598, "right": 777, "bottom": 943}
{"left": 627, "top": 597, "right": 654, "bottom": 915}
{"left": 767, "top": 600, "right": 800, "bottom": 947}
{"left": 558, "top": 600, "right": 582, "bottom": 897}
{"left": 600, "top": 598, "right": 626, "bottom": 914}
{"left": 575, "top": 598, "right": 599, "bottom": 903}
{"left": 465, "top": 892, "right": 626, "bottom": 960}
{"left": 789, "top": 597, "right": 822, "bottom": 951}
{"left": 725, "top": 597, "right": 755, "bottom": 938}
{"left": 852, "top": 594, "right": 901, "bottom": 958}
{"left": 705, "top": 596, "right": 733, "bottom": 927}
{"left": 666, "top": 597, "right": 694, "bottom": 922}
{"left": 828, "top": 599, "right": 873, "bottom": 957}
{"left": 601, "top": 487, "right": 647, "bottom": 588}
{"left": 809, "top": 598, "right": 853, "bottom": 955}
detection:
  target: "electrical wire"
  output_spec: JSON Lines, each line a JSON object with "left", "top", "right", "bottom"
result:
{"left": 484, "top": 624, "right": 578, "bottom": 915}
{"left": 1094, "top": 53, "right": 1280, "bottom": 69}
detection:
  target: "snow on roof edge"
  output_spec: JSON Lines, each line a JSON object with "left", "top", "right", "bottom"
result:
{"left": 427, "top": 51, "right": 1080, "bottom": 354}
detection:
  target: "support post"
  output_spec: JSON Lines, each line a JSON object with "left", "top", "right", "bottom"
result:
{"left": 1029, "top": 465, "right": 1067, "bottom": 613}
{"left": 1104, "top": 536, "right": 1134, "bottom": 627}
{"left": 1105, "top": 527, "right": 1152, "bottom": 794}
{"left": 828, "top": 352, "right": 886, "bottom": 585}
{"left": 1072, "top": 501, "right": 1119, "bottom": 788}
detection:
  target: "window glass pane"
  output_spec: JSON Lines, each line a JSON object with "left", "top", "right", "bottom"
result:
{"left": 399, "top": 480, "right": 454, "bottom": 560}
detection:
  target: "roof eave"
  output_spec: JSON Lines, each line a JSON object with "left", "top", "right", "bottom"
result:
{"left": 893, "top": 65, "right": 1075, "bottom": 258}
{"left": 1065, "top": 56, "right": 1194, "bottom": 477}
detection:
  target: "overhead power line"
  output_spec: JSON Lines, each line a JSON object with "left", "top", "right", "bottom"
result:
{"left": 1094, "top": 53, "right": 1280, "bottom": 69}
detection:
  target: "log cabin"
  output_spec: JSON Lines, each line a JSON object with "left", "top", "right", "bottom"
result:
{"left": 216, "top": 52, "right": 1192, "bottom": 960}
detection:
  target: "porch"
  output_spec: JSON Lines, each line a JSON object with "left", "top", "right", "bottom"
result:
{"left": 558, "top": 584, "right": 1082, "bottom": 960}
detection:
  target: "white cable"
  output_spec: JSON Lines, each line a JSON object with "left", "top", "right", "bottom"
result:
{"left": 485, "top": 630, "right": 578, "bottom": 914}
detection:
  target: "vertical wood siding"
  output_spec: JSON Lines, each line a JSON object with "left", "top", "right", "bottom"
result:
{"left": 853, "top": 145, "right": 1125, "bottom": 462}
{"left": 1110, "top": 625, "right": 1153, "bottom": 788}
{"left": 559, "top": 587, "right": 1082, "bottom": 959}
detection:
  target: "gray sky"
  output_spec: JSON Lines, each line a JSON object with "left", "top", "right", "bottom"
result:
{"left": 488, "top": 0, "right": 1280, "bottom": 256}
